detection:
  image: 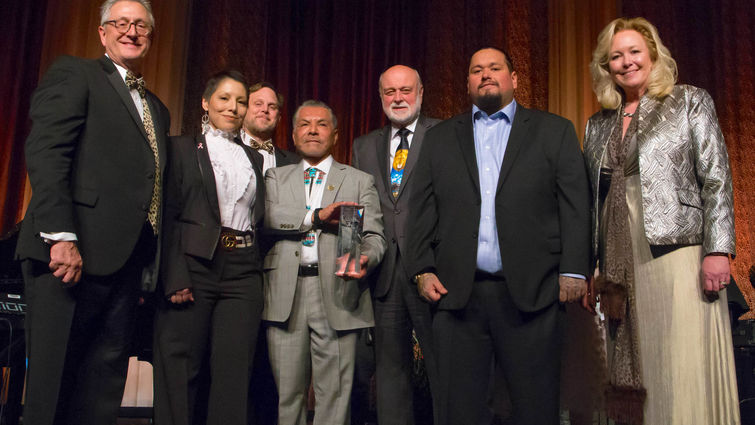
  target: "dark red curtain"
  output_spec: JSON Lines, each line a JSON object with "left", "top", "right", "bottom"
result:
{"left": 181, "top": 0, "right": 549, "bottom": 163}
{"left": 621, "top": 0, "right": 755, "bottom": 312}
{"left": 0, "top": 0, "right": 49, "bottom": 235}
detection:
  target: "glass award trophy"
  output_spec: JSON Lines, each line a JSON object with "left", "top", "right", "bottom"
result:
{"left": 335, "top": 205, "right": 364, "bottom": 276}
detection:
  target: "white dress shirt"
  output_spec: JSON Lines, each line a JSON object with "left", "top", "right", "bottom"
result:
{"left": 205, "top": 128, "right": 256, "bottom": 231}
{"left": 299, "top": 155, "right": 334, "bottom": 265}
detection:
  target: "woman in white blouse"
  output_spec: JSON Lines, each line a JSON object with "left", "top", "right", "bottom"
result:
{"left": 153, "top": 70, "right": 266, "bottom": 425}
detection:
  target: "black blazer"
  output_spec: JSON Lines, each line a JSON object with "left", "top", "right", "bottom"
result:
{"left": 406, "top": 105, "right": 591, "bottom": 312}
{"left": 17, "top": 55, "right": 170, "bottom": 281}
{"left": 274, "top": 147, "right": 300, "bottom": 168}
{"left": 352, "top": 115, "right": 440, "bottom": 298}
{"left": 161, "top": 134, "right": 264, "bottom": 295}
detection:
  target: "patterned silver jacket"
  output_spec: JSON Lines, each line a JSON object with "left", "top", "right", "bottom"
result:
{"left": 583, "top": 84, "right": 735, "bottom": 259}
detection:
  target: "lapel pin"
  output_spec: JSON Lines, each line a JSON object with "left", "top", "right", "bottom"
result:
{"left": 327, "top": 185, "right": 335, "bottom": 191}
{"left": 197, "top": 142, "right": 204, "bottom": 150}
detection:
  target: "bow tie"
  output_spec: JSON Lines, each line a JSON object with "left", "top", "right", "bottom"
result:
{"left": 125, "top": 71, "right": 146, "bottom": 98}
{"left": 249, "top": 138, "right": 275, "bottom": 155}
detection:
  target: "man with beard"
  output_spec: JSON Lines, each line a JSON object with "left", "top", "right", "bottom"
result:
{"left": 352, "top": 64, "right": 440, "bottom": 425}
{"left": 406, "top": 48, "right": 591, "bottom": 425}
{"left": 241, "top": 82, "right": 299, "bottom": 174}
{"left": 240, "top": 81, "right": 298, "bottom": 425}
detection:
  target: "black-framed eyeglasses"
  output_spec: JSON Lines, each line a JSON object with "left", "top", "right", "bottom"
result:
{"left": 104, "top": 19, "right": 152, "bottom": 36}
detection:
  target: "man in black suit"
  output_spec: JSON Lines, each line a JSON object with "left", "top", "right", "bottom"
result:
{"left": 352, "top": 65, "right": 440, "bottom": 425}
{"left": 15, "top": 1, "right": 169, "bottom": 424}
{"left": 406, "top": 48, "right": 590, "bottom": 425}
{"left": 241, "top": 82, "right": 299, "bottom": 174}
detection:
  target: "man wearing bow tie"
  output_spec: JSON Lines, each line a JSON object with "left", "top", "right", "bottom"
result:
{"left": 241, "top": 81, "right": 299, "bottom": 425}
{"left": 241, "top": 82, "right": 299, "bottom": 175}
{"left": 15, "top": 1, "right": 170, "bottom": 424}
{"left": 263, "top": 100, "right": 385, "bottom": 425}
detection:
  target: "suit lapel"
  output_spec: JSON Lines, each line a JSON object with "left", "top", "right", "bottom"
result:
{"left": 496, "top": 104, "right": 530, "bottom": 193}
{"left": 374, "top": 126, "right": 391, "bottom": 199}
{"left": 636, "top": 93, "right": 665, "bottom": 153}
{"left": 396, "top": 116, "right": 429, "bottom": 200}
{"left": 283, "top": 161, "right": 307, "bottom": 208}
{"left": 99, "top": 56, "right": 150, "bottom": 143}
{"left": 195, "top": 134, "right": 221, "bottom": 222}
{"left": 456, "top": 113, "right": 480, "bottom": 194}
{"left": 322, "top": 161, "right": 346, "bottom": 207}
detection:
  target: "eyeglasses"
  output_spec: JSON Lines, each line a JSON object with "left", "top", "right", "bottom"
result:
{"left": 104, "top": 19, "right": 152, "bottom": 36}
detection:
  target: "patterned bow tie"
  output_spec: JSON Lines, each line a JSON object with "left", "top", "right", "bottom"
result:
{"left": 125, "top": 71, "right": 146, "bottom": 98}
{"left": 250, "top": 138, "right": 275, "bottom": 155}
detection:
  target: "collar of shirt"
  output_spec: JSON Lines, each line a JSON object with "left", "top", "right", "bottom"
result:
{"left": 301, "top": 155, "right": 334, "bottom": 175}
{"left": 107, "top": 54, "right": 130, "bottom": 83}
{"left": 389, "top": 116, "right": 419, "bottom": 140}
{"left": 472, "top": 99, "right": 517, "bottom": 123}
{"left": 206, "top": 126, "right": 239, "bottom": 141}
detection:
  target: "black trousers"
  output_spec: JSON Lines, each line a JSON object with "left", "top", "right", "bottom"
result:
{"left": 433, "top": 278, "right": 562, "bottom": 425}
{"left": 373, "top": 253, "right": 437, "bottom": 425}
{"left": 153, "top": 243, "right": 263, "bottom": 425}
{"left": 22, "top": 224, "right": 156, "bottom": 425}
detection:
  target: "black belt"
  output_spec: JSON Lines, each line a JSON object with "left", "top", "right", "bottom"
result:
{"left": 474, "top": 270, "right": 504, "bottom": 282}
{"left": 298, "top": 264, "right": 319, "bottom": 277}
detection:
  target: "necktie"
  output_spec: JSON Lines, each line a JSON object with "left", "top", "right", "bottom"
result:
{"left": 303, "top": 167, "right": 322, "bottom": 246}
{"left": 390, "top": 128, "right": 410, "bottom": 198}
{"left": 126, "top": 71, "right": 160, "bottom": 234}
{"left": 249, "top": 138, "right": 275, "bottom": 155}
{"left": 304, "top": 167, "right": 320, "bottom": 195}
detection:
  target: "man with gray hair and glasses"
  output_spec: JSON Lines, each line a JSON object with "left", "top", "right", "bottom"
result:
{"left": 16, "top": 1, "right": 170, "bottom": 424}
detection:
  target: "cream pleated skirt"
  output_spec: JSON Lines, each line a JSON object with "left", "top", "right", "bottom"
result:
{"left": 626, "top": 174, "right": 740, "bottom": 424}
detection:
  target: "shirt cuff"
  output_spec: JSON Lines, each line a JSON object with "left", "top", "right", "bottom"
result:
{"left": 560, "top": 272, "right": 586, "bottom": 281}
{"left": 40, "top": 232, "right": 78, "bottom": 244}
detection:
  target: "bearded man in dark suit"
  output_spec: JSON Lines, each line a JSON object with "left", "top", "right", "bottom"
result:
{"left": 352, "top": 64, "right": 440, "bottom": 425}
{"left": 16, "top": 1, "right": 170, "bottom": 424}
{"left": 406, "top": 48, "right": 591, "bottom": 425}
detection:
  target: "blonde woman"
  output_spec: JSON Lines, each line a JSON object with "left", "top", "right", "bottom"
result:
{"left": 583, "top": 17, "right": 739, "bottom": 425}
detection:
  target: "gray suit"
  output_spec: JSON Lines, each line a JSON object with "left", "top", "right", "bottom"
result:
{"left": 263, "top": 159, "right": 386, "bottom": 424}
{"left": 352, "top": 115, "right": 440, "bottom": 425}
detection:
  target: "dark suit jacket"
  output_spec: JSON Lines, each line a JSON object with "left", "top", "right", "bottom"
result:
{"left": 273, "top": 147, "right": 300, "bottom": 168}
{"left": 406, "top": 105, "right": 591, "bottom": 313}
{"left": 352, "top": 115, "right": 440, "bottom": 298}
{"left": 17, "top": 55, "right": 170, "bottom": 286}
{"left": 160, "top": 134, "right": 265, "bottom": 296}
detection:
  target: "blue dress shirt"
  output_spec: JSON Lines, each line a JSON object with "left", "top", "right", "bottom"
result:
{"left": 473, "top": 100, "right": 517, "bottom": 273}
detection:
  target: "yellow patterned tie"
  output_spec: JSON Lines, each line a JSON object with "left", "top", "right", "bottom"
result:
{"left": 126, "top": 71, "right": 160, "bottom": 235}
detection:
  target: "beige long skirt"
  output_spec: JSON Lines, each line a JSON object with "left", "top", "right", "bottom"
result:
{"left": 625, "top": 175, "right": 740, "bottom": 424}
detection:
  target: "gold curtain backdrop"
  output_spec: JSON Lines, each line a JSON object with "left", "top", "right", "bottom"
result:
{"left": 1, "top": 0, "right": 753, "bottom": 311}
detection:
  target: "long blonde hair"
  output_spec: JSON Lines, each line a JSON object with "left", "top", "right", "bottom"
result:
{"left": 590, "top": 17, "right": 678, "bottom": 109}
